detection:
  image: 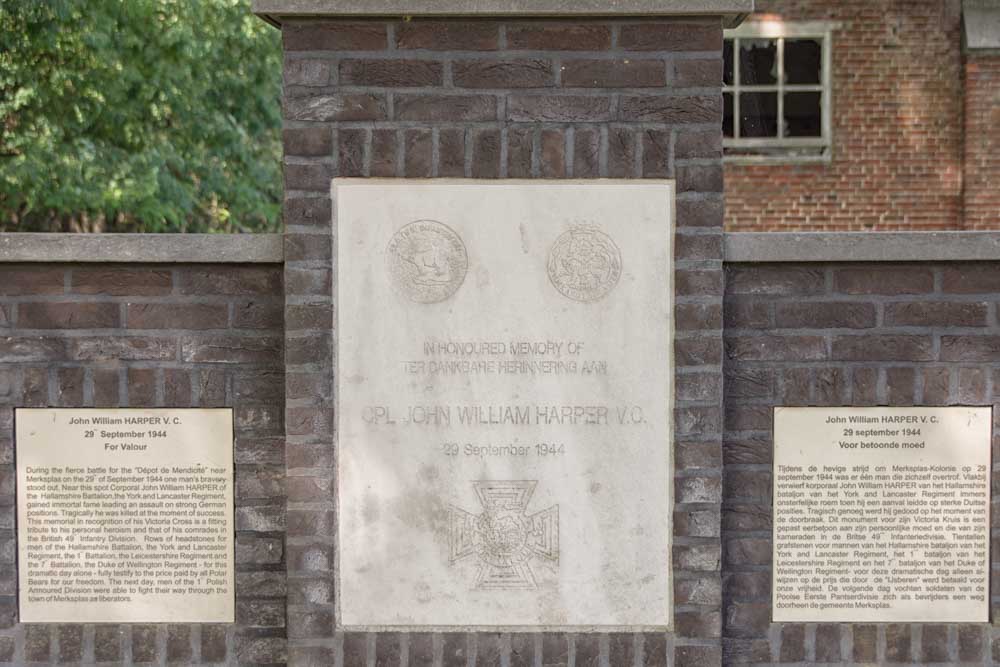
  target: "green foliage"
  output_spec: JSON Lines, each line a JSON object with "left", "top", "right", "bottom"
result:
{"left": 0, "top": 0, "right": 282, "bottom": 233}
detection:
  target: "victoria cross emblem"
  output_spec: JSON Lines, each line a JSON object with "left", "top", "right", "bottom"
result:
{"left": 448, "top": 481, "right": 559, "bottom": 590}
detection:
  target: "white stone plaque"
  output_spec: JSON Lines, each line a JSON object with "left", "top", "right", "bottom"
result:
{"left": 773, "top": 406, "right": 991, "bottom": 623}
{"left": 16, "top": 408, "right": 235, "bottom": 623}
{"left": 335, "top": 180, "right": 674, "bottom": 629}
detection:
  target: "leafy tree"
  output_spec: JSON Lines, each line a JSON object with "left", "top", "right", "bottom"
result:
{"left": 0, "top": 0, "right": 282, "bottom": 233}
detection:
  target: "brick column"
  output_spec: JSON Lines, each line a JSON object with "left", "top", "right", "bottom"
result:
{"left": 263, "top": 2, "right": 745, "bottom": 663}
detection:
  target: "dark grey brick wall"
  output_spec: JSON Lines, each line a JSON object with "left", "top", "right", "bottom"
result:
{"left": 281, "top": 16, "right": 725, "bottom": 667}
{"left": 0, "top": 264, "right": 286, "bottom": 666}
{"left": 722, "top": 262, "right": 1000, "bottom": 665}
{"left": 1, "top": 255, "right": 999, "bottom": 666}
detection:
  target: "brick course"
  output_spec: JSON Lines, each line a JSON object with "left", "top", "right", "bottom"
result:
{"left": 0, "top": 264, "right": 285, "bottom": 666}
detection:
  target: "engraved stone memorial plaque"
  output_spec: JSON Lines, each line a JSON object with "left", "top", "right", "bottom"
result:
{"left": 773, "top": 406, "right": 991, "bottom": 623}
{"left": 335, "top": 180, "right": 674, "bottom": 629}
{"left": 16, "top": 408, "right": 235, "bottom": 623}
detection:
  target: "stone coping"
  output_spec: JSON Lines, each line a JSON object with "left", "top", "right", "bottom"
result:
{"left": 725, "top": 231, "right": 1000, "bottom": 263}
{"left": 0, "top": 233, "right": 284, "bottom": 264}
{"left": 253, "top": 0, "right": 753, "bottom": 27}
{"left": 964, "top": 0, "right": 1000, "bottom": 51}
{"left": 4, "top": 231, "right": 1000, "bottom": 265}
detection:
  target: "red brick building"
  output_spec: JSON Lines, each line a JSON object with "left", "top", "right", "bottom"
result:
{"left": 724, "top": 0, "right": 1000, "bottom": 231}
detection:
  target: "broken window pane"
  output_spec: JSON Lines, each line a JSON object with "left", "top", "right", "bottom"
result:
{"left": 784, "top": 91, "right": 822, "bottom": 137}
{"left": 740, "top": 92, "right": 778, "bottom": 137}
{"left": 723, "top": 39, "right": 734, "bottom": 85}
{"left": 784, "top": 39, "right": 822, "bottom": 84}
{"left": 724, "top": 92, "right": 734, "bottom": 137}
{"left": 722, "top": 25, "right": 831, "bottom": 158}
{"left": 739, "top": 38, "right": 777, "bottom": 85}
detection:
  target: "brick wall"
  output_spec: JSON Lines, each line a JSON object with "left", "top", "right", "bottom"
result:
{"left": 964, "top": 54, "right": 1000, "bottom": 230}
{"left": 3, "top": 247, "right": 1000, "bottom": 666}
{"left": 722, "top": 261, "right": 1000, "bottom": 664}
{"left": 724, "top": 0, "right": 966, "bottom": 231}
{"left": 0, "top": 263, "right": 285, "bottom": 665}
{"left": 280, "top": 17, "right": 726, "bottom": 666}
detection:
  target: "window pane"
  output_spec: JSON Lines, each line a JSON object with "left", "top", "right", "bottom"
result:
{"left": 784, "top": 91, "right": 822, "bottom": 137}
{"left": 724, "top": 92, "right": 734, "bottom": 137}
{"left": 740, "top": 92, "right": 778, "bottom": 137}
{"left": 723, "top": 39, "right": 734, "bottom": 85}
{"left": 739, "top": 38, "right": 777, "bottom": 85}
{"left": 785, "top": 39, "right": 821, "bottom": 84}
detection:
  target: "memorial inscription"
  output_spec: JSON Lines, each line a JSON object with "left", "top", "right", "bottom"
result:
{"left": 773, "top": 407, "right": 991, "bottom": 623}
{"left": 336, "top": 180, "right": 674, "bottom": 629}
{"left": 16, "top": 408, "right": 235, "bottom": 623}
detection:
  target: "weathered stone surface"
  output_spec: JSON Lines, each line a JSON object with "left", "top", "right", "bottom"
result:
{"left": 336, "top": 180, "right": 673, "bottom": 628}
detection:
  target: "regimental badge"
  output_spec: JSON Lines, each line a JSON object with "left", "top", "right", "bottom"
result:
{"left": 386, "top": 219, "right": 468, "bottom": 304}
{"left": 546, "top": 225, "right": 622, "bottom": 302}
{"left": 448, "top": 481, "right": 559, "bottom": 590}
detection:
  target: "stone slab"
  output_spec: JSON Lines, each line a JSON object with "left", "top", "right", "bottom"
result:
{"left": 0, "top": 233, "right": 282, "bottom": 264}
{"left": 16, "top": 408, "right": 235, "bottom": 623}
{"left": 773, "top": 406, "right": 991, "bottom": 623}
{"left": 725, "top": 231, "right": 1000, "bottom": 263}
{"left": 254, "top": 0, "right": 752, "bottom": 26}
{"left": 335, "top": 179, "right": 674, "bottom": 629}
{"left": 965, "top": 0, "right": 1000, "bottom": 51}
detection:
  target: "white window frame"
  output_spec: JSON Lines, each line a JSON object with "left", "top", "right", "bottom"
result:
{"left": 723, "top": 21, "right": 838, "bottom": 164}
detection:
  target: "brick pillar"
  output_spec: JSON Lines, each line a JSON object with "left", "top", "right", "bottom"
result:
{"left": 263, "top": 2, "right": 744, "bottom": 663}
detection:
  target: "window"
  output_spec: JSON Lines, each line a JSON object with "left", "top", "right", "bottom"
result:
{"left": 723, "top": 21, "right": 835, "bottom": 162}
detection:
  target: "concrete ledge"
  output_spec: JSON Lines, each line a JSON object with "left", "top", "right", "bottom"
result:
{"left": 7, "top": 231, "right": 998, "bottom": 265}
{"left": 0, "top": 233, "right": 284, "bottom": 264}
{"left": 965, "top": 0, "right": 1000, "bottom": 51}
{"left": 726, "top": 232, "right": 1000, "bottom": 263}
{"left": 254, "top": 0, "right": 752, "bottom": 26}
